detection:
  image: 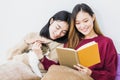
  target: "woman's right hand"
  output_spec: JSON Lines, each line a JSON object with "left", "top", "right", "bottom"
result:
{"left": 73, "top": 64, "right": 92, "bottom": 76}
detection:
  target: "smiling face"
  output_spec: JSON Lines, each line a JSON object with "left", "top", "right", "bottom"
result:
{"left": 75, "top": 11, "right": 96, "bottom": 38}
{"left": 49, "top": 19, "right": 69, "bottom": 40}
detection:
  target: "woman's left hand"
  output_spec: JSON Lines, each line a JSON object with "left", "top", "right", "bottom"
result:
{"left": 32, "top": 41, "right": 42, "bottom": 54}
{"left": 73, "top": 64, "right": 92, "bottom": 76}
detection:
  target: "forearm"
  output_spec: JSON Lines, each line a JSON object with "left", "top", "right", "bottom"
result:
{"left": 40, "top": 56, "right": 59, "bottom": 70}
{"left": 28, "top": 51, "right": 42, "bottom": 77}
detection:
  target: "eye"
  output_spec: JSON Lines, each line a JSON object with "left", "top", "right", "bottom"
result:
{"left": 56, "top": 25, "right": 60, "bottom": 30}
{"left": 62, "top": 31, "right": 67, "bottom": 35}
{"left": 84, "top": 20, "right": 88, "bottom": 22}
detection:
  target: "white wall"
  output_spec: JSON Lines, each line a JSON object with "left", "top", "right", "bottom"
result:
{"left": 0, "top": 0, "right": 120, "bottom": 55}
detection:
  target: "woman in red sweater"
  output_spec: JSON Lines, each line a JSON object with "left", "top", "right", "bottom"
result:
{"left": 65, "top": 3, "right": 118, "bottom": 80}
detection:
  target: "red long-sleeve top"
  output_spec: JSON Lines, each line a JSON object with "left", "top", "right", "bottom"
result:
{"left": 40, "top": 35, "right": 118, "bottom": 80}
{"left": 74, "top": 35, "right": 118, "bottom": 80}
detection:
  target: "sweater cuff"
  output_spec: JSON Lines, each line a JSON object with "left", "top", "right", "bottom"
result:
{"left": 39, "top": 56, "right": 58, "bottom": 70}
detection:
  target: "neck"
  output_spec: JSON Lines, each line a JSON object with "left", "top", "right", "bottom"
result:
{"left": 85, "top": 30, "right": 98, "bottom": 39}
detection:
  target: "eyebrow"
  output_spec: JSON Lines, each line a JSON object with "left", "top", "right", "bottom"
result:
{"left": 57, "top": 24, "right": 68, "bottom": 32}
{"left": 76, "top": 18, "right": 88, "bottom": 22}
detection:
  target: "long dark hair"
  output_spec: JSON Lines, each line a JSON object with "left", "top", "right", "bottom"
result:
{"left": 40, "top": 10, "right": 71, "bottom": 43}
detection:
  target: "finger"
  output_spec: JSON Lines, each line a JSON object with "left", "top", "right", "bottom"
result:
{"left": 36, "top": 40, "right": 45, "bottom": 43}
{"left": 74, "top": 65, "right": 88, "bottom": 74}
{"left": 82, "top": 69, "right": 88, "bottom": 73}
{"left": 28, "top": 40, "right": 43, "bottom": 44}
{"left": 77, "top": 64, "right": 92, "bottom": 75}
{"left": 73, "top": 65, "right": 83, "bottom": 71}
{"left": 32, "top": 43, "right": 41, "bottom": 49}
{"left": 35, "top": 42, "right": 42, "bottom": 48}
{"left": 77, "top": 64, "right": 86, "bottom": 69}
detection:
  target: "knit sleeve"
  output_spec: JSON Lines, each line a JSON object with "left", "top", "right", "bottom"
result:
{"left": 40, "top": 56, "right": 59, "bottom": 70}
{"left": 91, "top": 39, "right": 118, "bottom": 80}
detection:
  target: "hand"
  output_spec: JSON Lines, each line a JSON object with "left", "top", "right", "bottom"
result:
{"left": 25, "top": 37, "right": 49, "bottom": 45}
{"left": 32, "top": 41, "right": 42, "bottom": 54}
{"left": 29, "top": 39, "right": 45, "bottom": 44}
{"left": 73, "top": 64, "right": 92, "bottom": 76}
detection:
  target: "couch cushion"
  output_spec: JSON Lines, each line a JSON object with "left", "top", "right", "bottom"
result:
{"left": 41, "top": 65, "right": 93, "bottom": 80}
{"left": 115, "top": 54, "right": 120, "bottom": 80}
{"left": 0, "top": 60, "right": 40, "bottom": 80}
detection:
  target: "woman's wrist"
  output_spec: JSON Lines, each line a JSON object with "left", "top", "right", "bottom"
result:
{"left": 88, "top": 69, "right": 92, "bottom": 76}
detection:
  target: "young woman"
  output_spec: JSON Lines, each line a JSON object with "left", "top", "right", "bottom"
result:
{"left": 32, "top": 10, "right": 71, "bottom": 70}
{"left": 6, "top": 10, "right": 71, "bottom": 78}
{"left": 65, "top": 3, "right": 118, "bottom": 80}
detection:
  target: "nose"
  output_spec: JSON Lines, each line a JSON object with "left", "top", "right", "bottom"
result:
{"left": 80, "top": 23, "right": 85, "bottom": 28}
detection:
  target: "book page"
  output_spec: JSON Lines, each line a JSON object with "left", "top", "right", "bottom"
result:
{"left": 77, "top": 41, "right": 96, "bottom": 51}
{"left": 56, "top": 47, "right": 79, "bottom": 68}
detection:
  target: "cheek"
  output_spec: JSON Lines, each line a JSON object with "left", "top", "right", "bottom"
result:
{"left": 49, "top": 27, "right": 52, "bottom": 33}
{"left": 49, "top": 27, "right": 53, "bottom": 37}
{"left": 60, "top": 34, "right": 65, "bottom": 38}
{"left": 49, "top": 24, "right": 55, "bottom": 32}
{"left": 88, "top": 19, "right": 94, "bottom": 26}
{"left": 49, "top": 24, "right": 56, "bottom": 32}
{"left": 88, "top": 21, "right": 94, "bottom": 29}
{"left": 75, "top": 24, "right": 80, "bottom": 29}
{"left": 76, "top": 24, "right": 83, "bottom": 32}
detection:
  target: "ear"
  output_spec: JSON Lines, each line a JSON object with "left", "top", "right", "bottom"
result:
{"left": 50, "top": 18, "right": 54, "bottom": 24}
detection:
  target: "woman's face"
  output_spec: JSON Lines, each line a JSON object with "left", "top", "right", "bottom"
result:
{"left": 49, "top": 20, "right": 69, "bottom": 40}
{"left": 75, "top": 11, "right": 95, "bottom": 38}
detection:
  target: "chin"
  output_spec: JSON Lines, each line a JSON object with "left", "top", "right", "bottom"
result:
{"left": 51, "top": 36, "right": 56, "bottom": 40}
{"left": 82, "top": 31, "right": 89, "bottom": 35}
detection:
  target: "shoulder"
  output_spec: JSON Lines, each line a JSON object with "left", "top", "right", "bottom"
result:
{"left": 48, "top": 40, "right": 63, "bottom": 48}
{"left": 97, "top": 35, "right": 116, "bottom": 50}
{"left": 98, "top": 35, "right": 113, "bottom": 43}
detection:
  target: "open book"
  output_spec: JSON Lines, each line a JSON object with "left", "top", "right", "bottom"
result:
{"left": 56, "top": 41, "right": 100, "bottom": 68}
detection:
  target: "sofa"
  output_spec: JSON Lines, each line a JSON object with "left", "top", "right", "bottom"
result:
{"left": 0, "top": 54, "right": 119, "bottom": 80}
{"left": 3, "top": 32, "right": 120, "bottom": 80}
{"left": 115, "top": 53, "right": 120, "bottom": 80}
{"left": 0, "top": 60, "right": 40, "bottom": 80}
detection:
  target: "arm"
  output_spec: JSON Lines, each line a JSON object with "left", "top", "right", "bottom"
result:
{"left": 91, "top": 54, "right": 117, "bottom": 80}
{"left": 91, "top": 39, "right": 118, "bottom": 80}
{"left": 28, "top": 51, "right": 42, "bottom": 78}
{"left": 40, "top": 56, "right": 59, "bottom": 70}
{"left": 32, "top": 41, "right": 59, "bottom": 70}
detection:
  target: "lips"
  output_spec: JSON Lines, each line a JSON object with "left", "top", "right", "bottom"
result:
{"left": 81, "top": 27, "right": 89, "bottom": 33}
{"left": 81, "top": 28, "right": 88, "bottom": 33}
